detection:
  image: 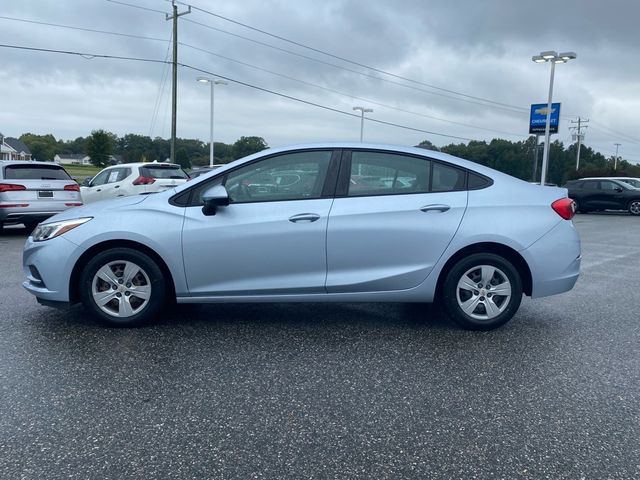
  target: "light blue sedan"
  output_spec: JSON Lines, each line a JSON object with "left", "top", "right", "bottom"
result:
{"left": 23, "top": 143, "right": 581, "bottom": 330}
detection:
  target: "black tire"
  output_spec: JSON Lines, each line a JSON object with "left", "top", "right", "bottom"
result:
{"left": 79, "top": 248, "right": 167, "bottom": 327}
{"left": 442, "top": 253, "right": 523, "bottom": 331}
{"left": 628, "top": 199, "right": 640, "bottom": 216}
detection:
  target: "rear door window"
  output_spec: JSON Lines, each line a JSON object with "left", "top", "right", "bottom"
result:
{"left": 140, "top": 165, "right": 188, "bottom": 179}
{"left": 4, "top": 164, "right": 71, "bottom": 180}
{"left": 348, "top": 152, "right": 430, "bottom": 196}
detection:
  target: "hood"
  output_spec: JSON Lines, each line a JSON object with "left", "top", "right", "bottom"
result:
{"left": 42, "top": 194, "right": 150, "bottom": 224}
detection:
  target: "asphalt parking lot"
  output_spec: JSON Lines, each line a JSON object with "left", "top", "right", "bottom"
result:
{"left": 1, "top": 214, "right": 639, "bottom": 480}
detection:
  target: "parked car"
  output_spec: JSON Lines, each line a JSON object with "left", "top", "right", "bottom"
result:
{"left": 23, "top": 143, "right": 581, "bottom": 330}
{"left": 565, "top": 178, "right": 640, "bottom": 215}
{"left": 188, "top": 165, "right": 224, "bottom": 179}
{"left": 578, "top": 176, "right": 640, "bottom": 189}
{"left": 0, "top": 160, "right": 82, "bottom": 230}
{"left": 81, "top": 162, "right": 189, "bottom": 203}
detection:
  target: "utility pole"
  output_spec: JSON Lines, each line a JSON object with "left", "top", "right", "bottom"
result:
{"left": 614, "top": 143, "right": 621, "bottom": 170}
{"left": 569, "top": 117, "right": 588, "bottom": 170}
{"left": 166, "top": 1, "right": 191, "bottom": 163}
{"left": 532, "top": 134, "right": 540, "bottom": 182}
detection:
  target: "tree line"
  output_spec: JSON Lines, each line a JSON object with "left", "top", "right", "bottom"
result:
{"left": 19, "top": 130, "right": 640, "bottom": 184}
{"left": 19, "top": 130, "right": 268, "bottom": 169}
{"left": 419, "top": 137, "right": 640, "bottom": 185}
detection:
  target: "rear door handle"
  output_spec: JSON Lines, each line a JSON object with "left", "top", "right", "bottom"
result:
{"left": 420, "top": 204, "right": 450, "bottom": 213}
{"left": 289, "top": 213, "right": 321, "bottom": 223}
{"left": 114, "top": 185, "right": 120, "bottom": 189}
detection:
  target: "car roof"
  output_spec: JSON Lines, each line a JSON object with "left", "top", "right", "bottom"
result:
{"left": 578, "top": 177, "right": 640, "bottom": 180}
{"left": 0, "top": 160, "right": 67, "bottom": 167}
{"left": 100, "top": 162, "right": 181, "bottom": 169}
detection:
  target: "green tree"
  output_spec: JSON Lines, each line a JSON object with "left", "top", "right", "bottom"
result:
{"left": 86, "top": 129, "right": 114, "bottom": 167}
{"left": 19, "top": 133, "right": 59, "bottom": 161}
{"left": 175, "top": 148, "right": 191, "bottom": 169}
{"left": 232, "top": 136, "right": 268, "bottom": 159}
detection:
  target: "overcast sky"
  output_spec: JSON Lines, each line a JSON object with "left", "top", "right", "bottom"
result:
{"left": 2, "top": 0, "right": 640, "bottom": 163}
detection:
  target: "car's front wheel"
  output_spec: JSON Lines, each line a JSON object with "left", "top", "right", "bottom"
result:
{"left": 442, "top": 253, "right": 523, "bottom": 330}
{"left": 628, "top": 199, "right": 640, "bottom": 216}
{"left": 79, "top": 248, "right": 166, "bottom": 326}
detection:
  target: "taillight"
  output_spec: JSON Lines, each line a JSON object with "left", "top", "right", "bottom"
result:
{"left": 552, "top": 198, "right": 576, "bottom": 220}
{"left": 0, "top": 183, "right": 26, "bottom": 193}
{"left": 64, "top": 184, "right": 80, "bottom": 192}
{"left": 133, "top": 176, "right": 156, "bottom": 185}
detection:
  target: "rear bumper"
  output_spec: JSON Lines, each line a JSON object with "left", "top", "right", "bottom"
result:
{"left": 522, "top": 220, "right": 581, "bottom": 298}
{"left": 0, "top": 210, "right": 57, "bottom": 225}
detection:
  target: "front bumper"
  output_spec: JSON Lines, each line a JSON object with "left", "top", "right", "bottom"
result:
{"left": 22, "top": 234, "right": 85, "bottom": 303}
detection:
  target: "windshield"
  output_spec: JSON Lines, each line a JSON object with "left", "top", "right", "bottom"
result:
{"left": 4, "top": 164, "right": 71, "bottom": 180}
{"left": 619, "top": 178, "right": 640, "bottom": 188}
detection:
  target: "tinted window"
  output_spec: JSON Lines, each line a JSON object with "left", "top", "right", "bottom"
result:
{"left": 186, "top": 151, "right": 332, "bottom": 205}
{"left": 432, "top": 162, "right": 466, "bottom": 192}
{"left": 583, "top": 181, "right": 598, "bottom": 190}
{"left": 599, "top": 181, "right": 618, "bottom": 191}
{"left": 223, "top": 151, "right": 331, "bottom": 203}
{"left": 468, "top": 172, "right": 491, "bottom": 189}
{"left": 348, "top": 152, "right": 430, "bottom": 196}
{"left": 4, "top": 164, "right": 71, "bottom": 180}
{"left": 140, "top": 165, "right": 188, "bottom": 179}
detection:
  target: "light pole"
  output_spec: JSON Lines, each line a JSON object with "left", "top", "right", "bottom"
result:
{"left": 197, "top": 77, "right": 227, "bottom": 167}
{"left": 614, "top": 143, "right": 621, "bottom": 170}
{"left": 353, "top": 106, "right": 373, "bottom": 142}
{"left": 532, "top": 50, "right": 576, "bottom": 185}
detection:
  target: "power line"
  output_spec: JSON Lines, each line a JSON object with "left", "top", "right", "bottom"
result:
{"left": 181, "top": 17, "right": 528, "bottom": 116}
{"left": 106, "top": 0, "right": 167, "bottom": 15}
{"left": 0, "top": 42, "right": 473, "bottom": 141}
{"left": 171, "top": 0, "right": 530, "bottom": 113}
{"left": 0, "top": 14, "right": 167, "bottom": 42}
{"left": 0, "top": 13, "right": 524, "bottom": 137}
{"left": 184, "top": 42, "right": 527, "bottom": 138}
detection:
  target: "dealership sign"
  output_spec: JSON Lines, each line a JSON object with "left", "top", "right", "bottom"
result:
{"left": 529, "top": 103, "right": 561, "bottom": 134}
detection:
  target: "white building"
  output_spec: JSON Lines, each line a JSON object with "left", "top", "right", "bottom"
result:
{"left": 54, "top": 153, "right": 91, "bottom": 165}
{"left": 0, "top": 133, "right": 32, "bottom": 161}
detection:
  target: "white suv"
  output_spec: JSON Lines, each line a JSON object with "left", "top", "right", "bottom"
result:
{"left": 81, "top": 162, "right": 189, "bottom": 203}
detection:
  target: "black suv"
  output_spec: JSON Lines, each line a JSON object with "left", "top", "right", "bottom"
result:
{"left": 565, "top": 178, "right": 640, "bottom": 215}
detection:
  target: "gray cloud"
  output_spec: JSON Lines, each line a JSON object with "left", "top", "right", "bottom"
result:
{"left": 1, "top": 0, "right": 639, "bottom": 162}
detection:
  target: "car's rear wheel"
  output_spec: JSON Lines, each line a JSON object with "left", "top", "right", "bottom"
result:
{"left": 628, "top": 200, "right": 640, "bottom": 216}
{"left": 442, "top": 253, "right": 523, "bottom": 330}
{"left": 79, "top": 248, "right": 166, "bottom": 327}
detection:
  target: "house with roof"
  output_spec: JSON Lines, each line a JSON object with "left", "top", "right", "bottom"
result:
{"left": 0, "top": 133, "right": 32, "bottom": 161}
{"left": 53, "top": 153, "right": 91, "bottom": 165}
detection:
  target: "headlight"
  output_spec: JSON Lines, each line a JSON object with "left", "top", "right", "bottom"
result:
{"left": 32, "top": 217, "right": 92, "bottom": 242}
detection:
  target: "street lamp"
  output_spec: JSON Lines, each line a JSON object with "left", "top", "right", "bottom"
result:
{"left": 531, "top": 50, "right": 576, "bottom": 185}
{"left": 197, "top": 77, "right": 228, "bottom": 167}
{"left": 353, "top": 106, "right": 373, "bottom": 142}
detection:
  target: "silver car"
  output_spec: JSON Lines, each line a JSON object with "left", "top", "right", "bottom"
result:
{"left": 0, "top": 160, "right": 82, "bottom": 230}
{"left": 22, "top": 143, "right": 581, "bottom": 330}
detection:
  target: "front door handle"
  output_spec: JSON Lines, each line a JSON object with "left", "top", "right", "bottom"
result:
{"left": 114, "top": 185, "right": 120, "bottom": 189}
{"left": 289, "top": 213, "right": 321, "bottom": 223}
{"left": 420, "top": 204, "right": 450, "bottom": 213}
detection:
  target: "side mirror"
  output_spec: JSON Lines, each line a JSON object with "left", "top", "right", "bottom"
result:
{"left": 202, "top": 184, "right": 229, "bottom": 216}
{"left": 615, "top": 187, "right": 623, "bottom": 193}
{"left": 82, "top": 177, "right": 93, "bottom": 187}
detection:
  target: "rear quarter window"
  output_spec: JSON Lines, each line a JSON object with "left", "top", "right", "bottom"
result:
{"left": 4, "top": 164, "right": 71, "bottom": 180}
